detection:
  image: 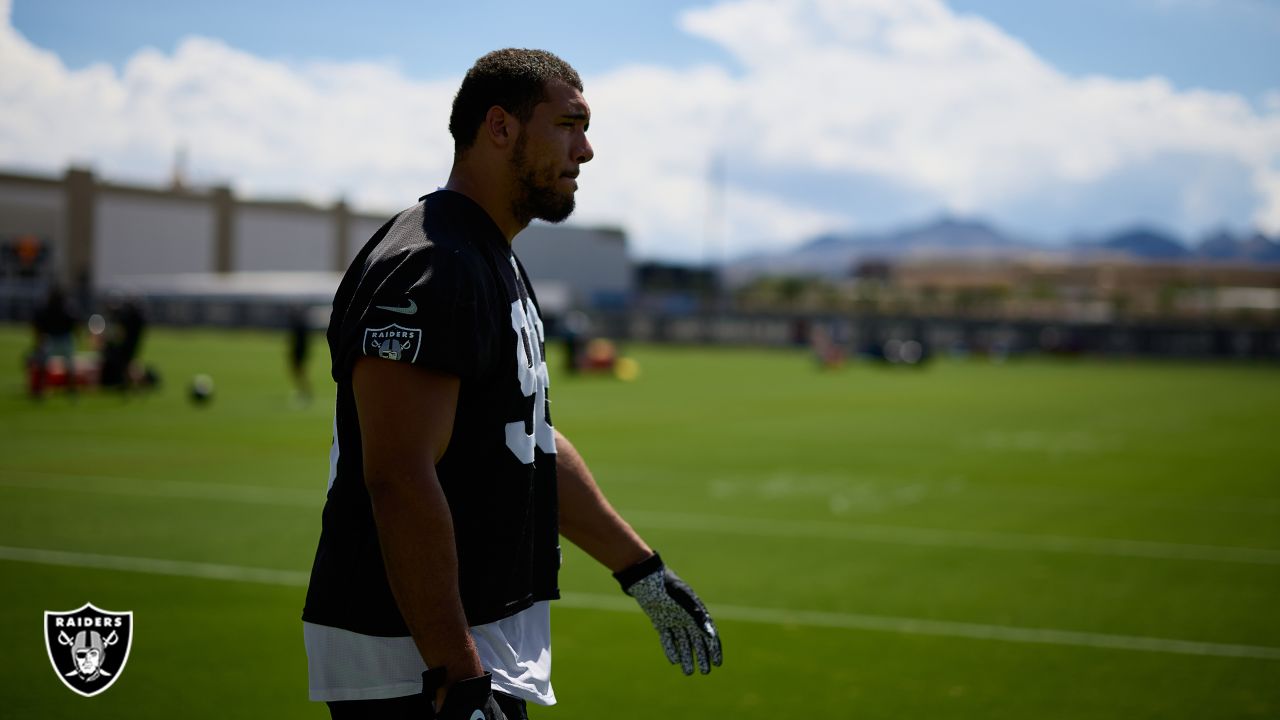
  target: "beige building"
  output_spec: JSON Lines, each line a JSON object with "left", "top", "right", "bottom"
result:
{"left": 0, "top": 167, "right": 630, "bottom": 323}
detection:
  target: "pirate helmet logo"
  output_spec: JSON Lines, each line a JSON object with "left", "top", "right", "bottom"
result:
{"left": 44, "top": 603, "right": 133, "bottom": 697}
{"left": 378, "top": 337, "right": 408, "bottom": 360}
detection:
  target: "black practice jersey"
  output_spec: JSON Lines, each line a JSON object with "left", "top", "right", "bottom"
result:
{"left": 303, "top": 190, "right": 560, "bottom": 635}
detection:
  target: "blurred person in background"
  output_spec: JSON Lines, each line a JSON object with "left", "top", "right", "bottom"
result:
{"left": 116, "top": 294, "right": 146, "bottom": 374}
{"left": 303, "top": 49, "right": 721, "bottom": 720}
{"left": 287, "top": 303, "right": 312, "bottom": 404}
{"left": 29, "top": 284, "right": 79, "bottom": 399}
{"left": 99, "top": 293, "right": 148, "bottom": 391}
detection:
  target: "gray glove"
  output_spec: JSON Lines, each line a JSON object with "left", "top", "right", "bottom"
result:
{"left": 614, "top": 552, "right": 723, "bottom": 675}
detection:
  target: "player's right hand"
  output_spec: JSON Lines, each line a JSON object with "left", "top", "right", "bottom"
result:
{"left": 425, "top": 670, "right": 508, "bottom": 720}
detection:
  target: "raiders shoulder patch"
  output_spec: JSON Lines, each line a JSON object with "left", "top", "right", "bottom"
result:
{"left": 364, "top": 324, "right": 423, "bottom": 363}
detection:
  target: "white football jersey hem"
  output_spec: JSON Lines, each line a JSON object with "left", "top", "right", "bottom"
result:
{"left": 304, "top": 601, "right": 555, "bottom": 706}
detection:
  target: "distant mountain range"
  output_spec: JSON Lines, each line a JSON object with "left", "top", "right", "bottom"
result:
{"left": 724, "top": 218, "right": 1280, "bottom": 283}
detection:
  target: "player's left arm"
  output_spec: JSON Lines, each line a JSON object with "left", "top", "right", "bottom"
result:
{"left": 555, "top": 429, "right": 651, "bottom": 571}
{"left": 555, "top": 429, "right": 723, "bottom": 675}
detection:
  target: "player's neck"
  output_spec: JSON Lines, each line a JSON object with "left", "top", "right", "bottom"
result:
{"left": 444, "top": 166, "right": 525, "bottom": 244}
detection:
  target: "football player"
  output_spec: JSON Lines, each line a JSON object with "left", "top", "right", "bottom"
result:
{"left": 303, "top": 49, "right": 721, "bottom": 720}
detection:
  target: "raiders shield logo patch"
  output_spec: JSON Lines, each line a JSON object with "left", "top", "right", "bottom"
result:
{"left": 364, "top": 324, "right": 423, "bottom": 363}
{"left": 44, "top": 603, "right": 133, "bottom": 697}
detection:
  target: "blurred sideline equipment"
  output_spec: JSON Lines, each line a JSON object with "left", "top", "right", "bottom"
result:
{"left": 25, "top": 352, "right": 95, "bottom": 394}
{"left": 861, "top": 337, "right": 933, "bottom": 367}
{"left": 189, "top": 374, "right": 214, "bottom": 405}
{"left": 809, "top": 324, "right": 846, "bottom": 369}
{"left": 565, "top": 335, "right": 640, "bottom": 380}
{"left": 583, "top": 337, "right": 617, "bottom": 371}
{"left": 613, "top": 356, "right": 640, "bottom": 382}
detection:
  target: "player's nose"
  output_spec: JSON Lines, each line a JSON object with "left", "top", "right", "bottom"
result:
{"left": 575, "top": 135, "right": 594, "bottom": 164}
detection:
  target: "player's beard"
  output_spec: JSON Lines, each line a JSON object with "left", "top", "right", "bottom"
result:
{"left": 510, "top": 132, "right": 575, "bottom": 226}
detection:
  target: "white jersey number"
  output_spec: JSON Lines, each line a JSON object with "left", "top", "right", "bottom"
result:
{"left": 504, "top": 297, "right": 556, "bottom": 463}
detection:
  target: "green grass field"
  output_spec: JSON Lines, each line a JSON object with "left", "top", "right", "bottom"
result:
{"left": 1, "top": 324, "right": 1278, "bottom": 718}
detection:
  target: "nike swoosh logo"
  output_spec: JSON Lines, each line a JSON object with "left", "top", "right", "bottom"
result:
{"left": 375, "top": 299, "right": 417, "bottom": 315}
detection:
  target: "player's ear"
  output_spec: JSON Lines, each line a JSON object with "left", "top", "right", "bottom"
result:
{"left": 482, "top": 105, "right": 517, "bottom": 149}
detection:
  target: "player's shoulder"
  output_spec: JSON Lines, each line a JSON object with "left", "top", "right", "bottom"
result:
{"left": 367, "top": 192, "right": 500, "bottom": 267}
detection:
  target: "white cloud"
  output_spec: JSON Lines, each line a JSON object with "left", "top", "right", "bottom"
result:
{"left": 0, "top": 16, "right": 457, "bottom": 210}
{"left": 2, "top": 0, "right": 1279, "bottom": 262}
{"left": 570, "top": 62, "right": 851, "bottom": 260}
{"left": 675, "top": 0, "right": 1280, "bottom": 232}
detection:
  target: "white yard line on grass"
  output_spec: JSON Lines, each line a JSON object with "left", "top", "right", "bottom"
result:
{"left": 2, "top": 544, "right": 1278, "bottom": 661}
{"left": 624, "top": 511, "right": 1280, "bottom": 566}
{"left": 0, "top": 470, "right": 318, "bottom": 506}
{"left": 4, "top": 470, "right": 1280, "bottom": 566}
{"left": 0, "top": 544, "right": 310, "bottom": 585}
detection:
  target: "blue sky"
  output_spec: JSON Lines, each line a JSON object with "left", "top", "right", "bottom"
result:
{"left": 3, "top": 0, "right": 1279, "bottom": 260}
{"left": 12, "top": 0, "right": 1280, "bottom": 99}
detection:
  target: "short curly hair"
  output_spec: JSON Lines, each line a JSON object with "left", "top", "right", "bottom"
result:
{"left": 449, "top": 48, "right": 584, "bottom": 154}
